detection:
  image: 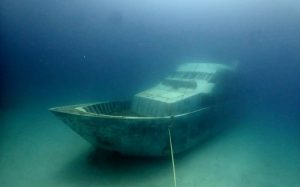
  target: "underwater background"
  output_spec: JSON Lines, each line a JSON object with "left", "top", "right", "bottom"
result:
{"left": 1, "top": 0, "right": 299, "bottom": 186}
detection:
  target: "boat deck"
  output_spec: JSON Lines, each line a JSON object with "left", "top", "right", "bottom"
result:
{"left": 81, "top": 102, "right": 142, "bottom": 117}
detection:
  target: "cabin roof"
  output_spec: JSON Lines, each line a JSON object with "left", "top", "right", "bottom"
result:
{"left": 177, "top": 63, "right": 231, "bottom": 73}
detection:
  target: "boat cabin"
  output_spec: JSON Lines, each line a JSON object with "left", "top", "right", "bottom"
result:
{"left": 131, "top": 62, "right": 234, "bottom": 117}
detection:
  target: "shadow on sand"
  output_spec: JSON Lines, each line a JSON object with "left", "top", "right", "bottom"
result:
{"left": 57, "top": 120, "right": 238, "bottom": 186}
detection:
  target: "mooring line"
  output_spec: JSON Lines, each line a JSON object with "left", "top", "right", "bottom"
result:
{"left": 168, "top": 126, "right": 177, "bottom": 187}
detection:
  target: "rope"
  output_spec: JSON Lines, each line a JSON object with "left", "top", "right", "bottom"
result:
{"left": 167, "top": 63, "right": 200, "bottom": 187}
{"left": 168, "top": 126, "right": 177, "bottom": 187}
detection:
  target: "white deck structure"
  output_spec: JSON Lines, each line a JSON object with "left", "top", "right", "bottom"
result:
{"left": 131, "top": 62, "right": 233, "bottom": 117}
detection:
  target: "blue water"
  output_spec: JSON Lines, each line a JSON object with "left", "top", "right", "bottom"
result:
{"left": 1, "top": 0, "right": 300, "bottom": 186}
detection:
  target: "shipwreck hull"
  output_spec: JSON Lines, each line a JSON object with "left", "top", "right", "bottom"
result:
{"left": 50, "top": 101, "right": 227, "bottom": 156}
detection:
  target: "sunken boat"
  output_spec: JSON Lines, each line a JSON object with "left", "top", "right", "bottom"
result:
{"left": 50, "top": 62, "right": 236, "bottom": 156}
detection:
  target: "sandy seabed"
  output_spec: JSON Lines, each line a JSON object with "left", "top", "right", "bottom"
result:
{"left": 1, "top": 99, "right": 299, "bottom": 187}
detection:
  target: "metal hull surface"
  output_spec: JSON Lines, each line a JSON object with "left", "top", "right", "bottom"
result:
{"left": 50, "top": 102, "right": 225, "bottom": 156}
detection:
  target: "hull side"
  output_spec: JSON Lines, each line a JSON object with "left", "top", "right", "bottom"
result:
{"left": 51, "top": 104, "right": 226, "bottom": 156}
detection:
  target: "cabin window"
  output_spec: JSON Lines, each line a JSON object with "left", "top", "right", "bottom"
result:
{"left": 169, "top": 72, "right": 213, "bottom": 80}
